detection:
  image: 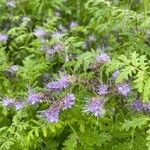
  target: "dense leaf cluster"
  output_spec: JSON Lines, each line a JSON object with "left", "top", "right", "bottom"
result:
{"left": 0, "top": 0, "right": 150, "bottom": 149}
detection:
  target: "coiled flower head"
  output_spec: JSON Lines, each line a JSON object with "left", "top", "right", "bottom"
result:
{"left": 96, "top": 53, "right": 110, "bottom": 64}
{"left": 111, "top": 70, "right": 120, "bottom": 79}
{"left": 2, "top": 98, "right": 14, "bottom": 107}
{"left": 143, "top": 102, "right": 150, "bottom": 111}
{"left": 132, "top": 99, "right": 143, "bottom": 112}
{"left": 6, "top": 1, "right": 16, "bottom": 8}
{"left": 47, "top": 43, "right": 64, "bottom": 55}
{"left": 46, "top": 75, "right": 70, "bottom": 92}
{"left": 43, "top": 105, "right": 60, "bottom": 123}
{"left": 61, "top": 93, "right": 75, "bottom": 110}
{"left": 14, "top": 102, "right": 24, "bottom": 111}
{"left": 117, "top": 83, "right": 130, "bottom": 96}
{"left": 0, "top": 34, "right": 8, "bottom": 43}
{"left": 27, "top": 92, "right": 43, "bottom": 104}
{"left": 84, "top": 97, "right": 105, "bottom": 117}
{"left": 70, "top": 21, "right": 78, "bottom": 29}
{"left": 34, "top": 27, "right": 47, "bottom": 39}
{"left": 97, "top": 84, "right": 108, "bottom": 95}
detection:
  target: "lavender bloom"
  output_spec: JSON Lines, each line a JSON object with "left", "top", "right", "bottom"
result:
{"left": 5, "top": 65, "right": 19, "bottom": 78}
{"left": 6, "top": 1, "right": 16, "bottom": 8}
{"left": 132, "top": 99, "right": 143, "bottom": 112}
{"left": 44, "top": 106, "right": 60, "bottom": 122}
{"left": 62, "top": 94, "right": 75, "bottom": 110}
{"left": 2, "top": 98, "right": 14, "bottom": 107}
{"left": 47, "top": 43, "right": 64, "bottom": 55}
{"left": 53, "top": 43, "right": 64, "bottom": 52}
{"left": 0, "top": 34, "right": 8, "bottom": 43}
{"left": 143, "top": 102, "right": 150, "bottom": 111}
{"left": 84, "top": 97, "right": 105, "bottom": 117}
{"left": 96, "top": 53, "right": 110, "bottom": 64}
{"left": 28, "top": 92, "right": 43, "bottom": 104}
{"left": 46, "top": 75, "right": 70, "bottom": 92}
{"left": 117, "top": 83, "right": 131, "bottom": 96}
{"left": 34, "top": 27, "right": 47, "bottom": 38}
{"left": 7, "top": 65, "right": 19, "bottom": 73}
{"left": 97, "top": 84, "right": 108, "bottom": 95}
{"left": 70, "top": 21, "right": 78, "bottom": 28}
{"left": 14, "top": 102, "right": 24, "bottom": 110}
{"left": 112, "top": 70, "right": 120, "bottom": 79}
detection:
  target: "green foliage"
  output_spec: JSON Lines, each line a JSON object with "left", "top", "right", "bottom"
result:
{"left": 0, "top": 0, "right": 150, "bottom": 149}
{"left": 107, "top": 51, "right": 150, "bottom": 101}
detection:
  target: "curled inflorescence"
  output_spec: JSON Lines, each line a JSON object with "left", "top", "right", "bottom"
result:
{"left": 84, "top": 97, "right": 105, "bottom": 117}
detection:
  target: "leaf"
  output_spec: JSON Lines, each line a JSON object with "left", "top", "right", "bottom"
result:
{"left": 143, "top": 77, "right": 150, "bottom": 102}
{"left": 122, "top": 116, "right": 150, "bottom": 131}
{"left": 62, "top": 134, "right": 78, "bottom": 150}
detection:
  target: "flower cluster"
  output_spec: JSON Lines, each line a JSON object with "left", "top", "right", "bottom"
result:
{"left": 43, "top": 105, "right": 60, "bottom": 123}
{"left": 70, "top": 21, "right": 78, "bottom": 29}
{"left": 0, "top": 34, "right": 8, "bottom": 43}
{"left": 42, "top": 93, "right": 76, "bottom": 122}
{"left": 132, "top": 99, "right": 143, "bottom": 112}
{"left": 84, "top": 97, "right": 105, "bottom": 117}
{"left": 6, "top": 1, "right": 16, "bottom": 8}
{"left": 47, "top": 43, "right": 64, "bottom": 55}
{"left": 117, "top": 83, "right": 131, "bottom": 96}
{"left": 28, "top": 92, "right": 43, "bottom": 104}
{"left": 111, "top": 70, "right": 120, "bottom": 79}
{"left": 97, "top": 84, "right": 108, "bottom": 95}
{"left": 61, "top": 94, "right": 75, "bottom": 110}
{"left": 2, "top": 98, "right": 24, "bottom": 111}
{"left": 34, "top": 27, "right": 47, "bottom": 39}
{"left": 46, "top": 75, "right": 70, "bottom": 92}
{"left": 132, "top": 99, "right": 150, "bottom": 112}
{"left": 96, "top": 53, "right": 110, "bottom": 64}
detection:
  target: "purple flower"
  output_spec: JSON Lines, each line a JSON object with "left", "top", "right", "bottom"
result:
{"left": 97, "top": 84, "right": 108, "bottom": 95}
{"left": 117, "top": 83, "right": 131, "bottom": 96}
{"left": 6, "top": 1, "right": 16, "bottom": 8}
{"left": 62, "top": 94, "right": 75, "bottom": 110}
{"left": 2, "top": 98, "right": 14, "bottom": 107}
{"left": 46, "top": 43, "right": 64, "bottom": 55}
{"left": 34, "top": 27, "right": 47, "bottom": 38}
{"left": 46, "top": 75, "right": 70, "bottom": 92}
{"left": 70, "top": 21, "right": 78, "bottom": 28}
{"left": 132, "top": 99, "right": 143, "bottom": 112}
{"left": 84, "top": 97, "right": 105, "bottom": 117}
{"left": 28, "top": 92, "right": 43, "bottom": 104}
{"left": 111, "top": 70, "right": 119, "bottom": 79}
{"left": 44, "top": 106, "right": 60, "bottom": 122}
{"left": 54, "top": 43, "right": 64, "bottom": 51}
{"left": 96, "top": 53, "right": 110, "bottom": 64}
{"left": 143, "top": 102, "right": 150, "bottom": 111}
{"left": 0, "top": 34, "right": 8, "bottom": 43}
{"left": 14, "top": 102, "right": 24, "bottom": 110}
{"left": 7, "top": 65, "right": 19, "bottom": 73}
